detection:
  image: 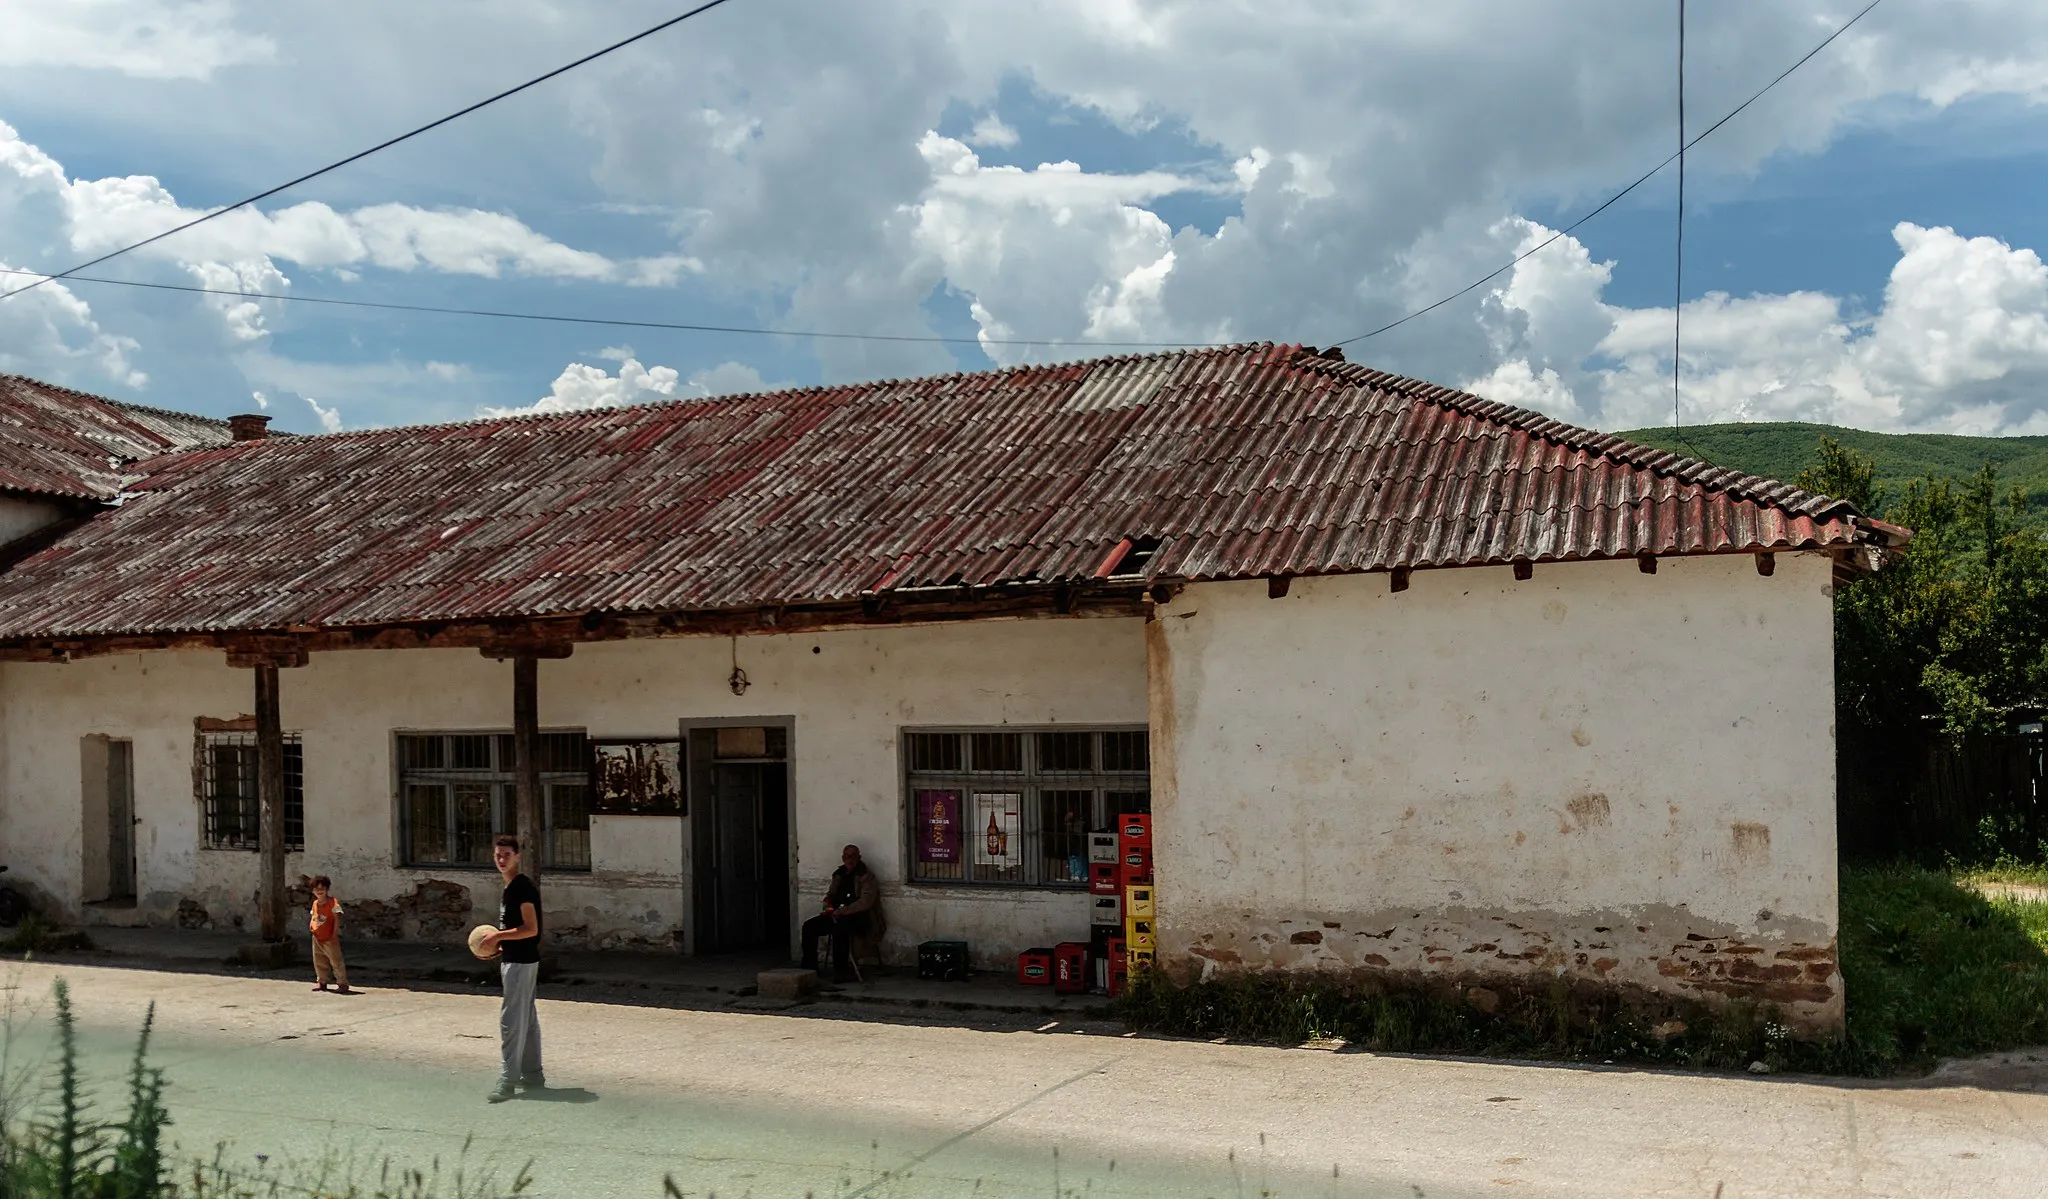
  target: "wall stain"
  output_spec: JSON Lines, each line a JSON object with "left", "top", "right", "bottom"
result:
{"left": 1566, "top": 794, "right": 1611, "bottom": 830}
{"left": 1731, "top": 822, "right": 1772, "bottom": 865}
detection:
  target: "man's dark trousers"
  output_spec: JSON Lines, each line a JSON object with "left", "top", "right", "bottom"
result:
{"left": 800, "top": 911, "right": 869, "bottom": 972}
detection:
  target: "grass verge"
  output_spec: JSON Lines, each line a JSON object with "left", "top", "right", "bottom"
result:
{"left": 2, "top": 978, "right": 534, "bottom": 1197}
{"left": 0, "top": 916, "right": 95, "bottom": 956}
{"left": 1117, "top": 864, "right": 2048, "bottom": 1076}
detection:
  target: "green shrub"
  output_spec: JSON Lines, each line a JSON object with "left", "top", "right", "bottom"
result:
{"left": 0, "top": 920, "right": 95, "bottom": 958}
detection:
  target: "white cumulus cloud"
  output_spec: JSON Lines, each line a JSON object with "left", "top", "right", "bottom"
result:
{"left": 0, "top": 259, "right": 145, "bottom": 388}
{"left": 303, "top": 395, "right": 342, "bottom": 433}
{"left": 484, "top": 358, "right": 784, "bottom": 418}
{"left": 1464, "top": 221, "right": 2048, "bottom": 435}
{"left": 967, "top": 113, "right": 1020, "bottom": 149}
{"left": 0, "top": 0, "right": 274, "bottom": 79}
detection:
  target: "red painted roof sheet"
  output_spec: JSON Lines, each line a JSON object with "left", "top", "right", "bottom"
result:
{"left": 0, "top": 344, "right": 1890, "bottom": 641}
{"left": 0, "top": 375, "right": 233, "bottom": 502}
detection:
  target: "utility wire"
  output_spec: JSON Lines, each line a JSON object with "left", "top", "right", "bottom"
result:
{"left": 1333, "top": 0, "right": 1883, "bottom": 350}
{"left": 0, "top": 0, "right": 741, "bottom": 303}
{"left": 1674, "top": 0, "right": 1687, "bottom": 434}
{"left": 0, "top": 0, "right": 1882, "bottom": 358}
{"left": 0, "top": 266, "right": 1208, "bottom": 349}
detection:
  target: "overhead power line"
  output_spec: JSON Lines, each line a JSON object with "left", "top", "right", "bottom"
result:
{"left": 1332, "top": 0, "right": 1884, "bottom": 350}
{"left": 0, "top": 266, "right": 1207, "bottom": 350}
{"left": 1674, "top": 0, "right": 1687, "bottom": 433}
{"left": 0, "top": 0, "right": 741, "bottom": 304}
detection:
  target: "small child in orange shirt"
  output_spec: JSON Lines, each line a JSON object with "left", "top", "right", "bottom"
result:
{"left": 308, "top": 875, "right": 352, "bottom": 994}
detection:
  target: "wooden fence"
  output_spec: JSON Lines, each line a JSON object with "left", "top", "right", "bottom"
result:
{"left": 1840, "top": 728, "right": 2048, "bottom": 862}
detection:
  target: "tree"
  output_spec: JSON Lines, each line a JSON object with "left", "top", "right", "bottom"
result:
{"left": 1797, "top": 435, "right": 1886, "bottom": 516}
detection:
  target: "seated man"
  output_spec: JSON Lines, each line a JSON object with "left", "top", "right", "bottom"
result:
{"left": 801, "top": 843, "right": 880, "bottom": 980}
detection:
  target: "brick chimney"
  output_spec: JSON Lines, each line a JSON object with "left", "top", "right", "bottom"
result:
{"left": 228, "top": 413, "right": 271, "bottom": 442}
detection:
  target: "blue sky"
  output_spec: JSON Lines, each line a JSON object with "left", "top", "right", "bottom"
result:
{"left": 3, "top": 1, "right": 2048, "bottom": 437}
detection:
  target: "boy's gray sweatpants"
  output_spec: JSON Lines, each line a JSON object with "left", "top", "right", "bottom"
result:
{"left": 499, "top": 961, "right": 543, "bottom": 1086}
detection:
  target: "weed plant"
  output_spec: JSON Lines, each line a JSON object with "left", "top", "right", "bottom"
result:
{"left": 0, "top": 980, "right": 531, "bottom": 1198}
{"left": 1120, "top": 865, "right": 2048, "bottom": 1077}
{"left": 0, "top": 921, "right": 95, "bottom": 958}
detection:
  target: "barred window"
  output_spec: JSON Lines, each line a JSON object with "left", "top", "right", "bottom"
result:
{"left": 200, "top": 733, "right": 305, "bottom": 852}
{"left": 905, "top": 728, "right": 1149, "bottom": 888}
{"left": 397, "top": 731, "right": 591, "bottom": 871}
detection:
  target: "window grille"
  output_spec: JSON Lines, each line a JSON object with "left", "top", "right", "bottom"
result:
{"left": 904, "top": 728, "right": 1150, "bottom": 888}
{"left": 200, "top": 733, "right": 305, "bottom": 851}
{"left": 397, "top": 731, "right": 592, "bottom": 870}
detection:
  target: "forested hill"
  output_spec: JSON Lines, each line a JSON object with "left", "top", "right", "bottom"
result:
{"left": 1615, "top": 421, "right": 2048, "bottom": 515}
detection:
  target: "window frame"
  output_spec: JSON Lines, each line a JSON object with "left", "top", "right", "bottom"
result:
{"left": 198, "top": 731, "right": 305, "bottom": 853}
{"left": 901, "top": 725, "right": 1151, "bottom": 890}
{"left": 393, "top": 729, "right": 593, "bottom": 872}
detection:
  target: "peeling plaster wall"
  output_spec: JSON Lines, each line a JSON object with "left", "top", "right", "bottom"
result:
{"left": 1149, "top": 554, "right": 1844, "bottom": 1032}
{"left": 0, "top": 617, "right": 1142, "bottom": 962}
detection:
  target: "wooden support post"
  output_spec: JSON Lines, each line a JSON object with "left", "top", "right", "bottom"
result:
{"left": 513, "top": 652, "right": 542, "bottom": 881}
{"left": 226, "top": 642, "right": 306, "bottom": 961}
{"left": 255, "top": 660, "right": 286, "bottom": 942}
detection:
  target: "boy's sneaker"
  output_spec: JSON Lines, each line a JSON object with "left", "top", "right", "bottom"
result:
{"left": 333, "top": 986, "right": 354, "bottom": 995}
{"left": 517, "top": 1074, "right": 546, "bottom": 1093}
{"left": 311, "top": 983, "right": 327, "bottom": 992}
{"left": 486, "top": 1083, "right": 516, "bottom": 1104}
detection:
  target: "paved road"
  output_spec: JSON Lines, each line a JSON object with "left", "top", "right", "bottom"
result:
{"left": 3, "top": 961, "right": 2045, "bottom": 1198}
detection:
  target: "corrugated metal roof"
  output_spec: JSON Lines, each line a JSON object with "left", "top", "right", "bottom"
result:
{"left": 0, "top": 344, "right": 1890, "bottom": 642}
{"left": 0, "top": 375, "right": 234, "bottom": 502}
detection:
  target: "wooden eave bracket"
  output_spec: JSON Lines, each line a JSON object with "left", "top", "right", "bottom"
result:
{"left": 479, "top": 640, "right": 575, "bottom": 661}
{"left": 224, "top": 646, "right": 309, "bottom": 670}
{"left": 221, "top": 634, "right": 309, "bottom": 669}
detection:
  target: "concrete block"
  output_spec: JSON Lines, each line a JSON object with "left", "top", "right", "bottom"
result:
{"left": 757, "top": 967, "right": 818, "bottom": 1000}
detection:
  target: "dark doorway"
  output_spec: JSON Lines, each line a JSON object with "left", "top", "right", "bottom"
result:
{"left": 690, "top": 727, "right": 790, "bottom": 954}
{"left": 107, "top": 739, "right": 135, "bottom": 902}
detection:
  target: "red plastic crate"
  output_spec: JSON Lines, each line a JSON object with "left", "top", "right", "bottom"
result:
{"left": 1119, "top": 845, "right": 1152, "bottom": 884}
{"left": 1016, "top": 947, "right": 1053, "bottom": 986}
{"left": 1106, "top": 936, "right": 1128, "bottom": 996}
{"left": 1052, "top": 941, "right": 1090, "bottom": 994}
{"left": 1089, "top": 861, "right": 1120, "bottom": 894}
{"left": 1118, "top": 813, "right": 1153, "bottom": 846}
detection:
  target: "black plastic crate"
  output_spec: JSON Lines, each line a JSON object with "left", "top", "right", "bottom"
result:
{"left": 917, "top": 939, "right": 970, "bottom": 980}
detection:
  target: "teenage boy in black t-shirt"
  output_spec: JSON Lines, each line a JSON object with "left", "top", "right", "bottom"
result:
{"left": 480, "top": 834, "right": 543, "bottom": 1102}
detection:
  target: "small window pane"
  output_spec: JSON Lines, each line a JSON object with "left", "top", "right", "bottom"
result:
{"left": 536, "top": 732, "right": 587, "bottom": 774}
{"left": 453, "top": 783, "right": 496, "bottom": 865}
{"left": 764, "top": 726, "right": 788, "bottom": 759}
{"left": 1038, "top": 732, "right": 1092, "bottom": 773}
{"left": 283, "top": 742, "right": 305, "bottom": 849}
{"left": 906, "top": 733, "right": 962, "bottom": 773}
{"left": 407, "top": 783, "right": 449, "bottom": 862}
{"left": 548, "top": 783, "right": 591, "bottom": 870}
{"left": 908, "top": 788, "right": 965, "bottom": 884}
{"left": 715, "top": 726, "right": 769, "bottom": 758}
{"left": 1039, "top": 790, "right": 1092, "bottom": 884}
{"left": 1101, "top": 730, "right": 1150, "bottom": 772}
{"left": 1105, "top": 789, "right": 1150, "bottom": 822}
{"left": 399, "top": 735, "right": 443, "bottom": 770}
{"left": 450, "top": 734, "right": 494, "bottom": 770}
{"left": 970, "top": 791, "right": 1024, "bottom": 883}
{"left": 970, "top": 732, "right": 1023, "bottom": 773}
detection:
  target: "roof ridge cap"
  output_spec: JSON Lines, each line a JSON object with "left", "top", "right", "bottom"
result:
{"left": 217, "top": 344, "right": 1270, "bottom": 442}
{"left": 1, "top": 375, "right": 233, "bottom": 432}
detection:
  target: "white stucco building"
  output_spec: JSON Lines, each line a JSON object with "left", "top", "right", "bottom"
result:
{"left": 0, "top": 349, "right": 1900, "bottom": 1031}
